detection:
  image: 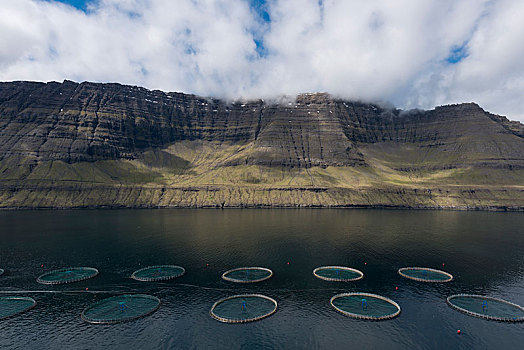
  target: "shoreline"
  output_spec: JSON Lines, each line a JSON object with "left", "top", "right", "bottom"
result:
{"left": 1, "top": 204, "right": 522, "bottom": 211}
{"left": 1, "top": 184, "right": 522, "bottom": 211}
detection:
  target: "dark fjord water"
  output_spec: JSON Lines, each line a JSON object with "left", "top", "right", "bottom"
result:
{"left": 0, "top": 209, "right": 523, "bottom": 349}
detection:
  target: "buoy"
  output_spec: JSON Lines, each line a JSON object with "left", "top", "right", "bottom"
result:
{"left": 364, "top": 262, "right": 367, "bottom": 265}
{"left": 40, "top": 264, "right": 44, "bottom": 267}
{"left": 457, "top": 330, "right": 461, "bottom": 335}
{"left": 442, "top": 263, "right": 445, "bottom": 267}
{"left": 85, "top": 288, "right": 89, "bottom": 291}
{"left": 287, "top": 262, "right": 290, "bottom": 265}
{"left": 395, "top": 286, "right": 399, "bottom": 290}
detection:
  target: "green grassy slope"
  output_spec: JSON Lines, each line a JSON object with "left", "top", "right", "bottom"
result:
{"left": 0, "top": 140, "right": 522, "bottom": 210}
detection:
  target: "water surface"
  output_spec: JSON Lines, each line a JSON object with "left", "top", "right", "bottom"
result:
{"left": 0, "top": 209, "right": 523, "bottom": 349}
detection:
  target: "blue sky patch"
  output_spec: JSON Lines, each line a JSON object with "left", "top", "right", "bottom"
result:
{"left": 249, "top": 0, "right": 271, "bottom": 23}
{"left": 248, "top": 0, "right": 270, "bottom": 58}
{"left": 53, "top": 0, "right": 91, "bottom": 10}
{"left": 253, "top": 39, "right": 268, "bottom": 57}
{"left": 446, "top": 42, "right": 469, "bottom": 64}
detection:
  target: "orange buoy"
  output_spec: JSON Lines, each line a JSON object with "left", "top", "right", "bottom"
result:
{"left": 457, "top": 330, "right": 461, "bottom": 335}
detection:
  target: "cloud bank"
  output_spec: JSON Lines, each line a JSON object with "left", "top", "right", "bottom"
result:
{"left": 1, "top": 0, "right": 523, "bottom": 121}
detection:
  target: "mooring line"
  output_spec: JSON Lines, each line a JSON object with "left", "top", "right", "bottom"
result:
{"left": 0, "top": 290, "right": 129, "bottom": 294}
{"left": 0, "top": 284, "right": 350, "bottom": 295}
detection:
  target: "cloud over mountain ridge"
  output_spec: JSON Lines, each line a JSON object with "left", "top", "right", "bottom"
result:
{"left": 1, "top": 0, "right": 524, "bottom": 121}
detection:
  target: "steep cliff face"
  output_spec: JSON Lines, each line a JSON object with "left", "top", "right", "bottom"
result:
{"left": 0, "top": 80, "right": 522, "bottom": 209}
{"left": 0, "top": 81, "right": 261, "bottom": 162}
{"left": 1, "top": 81, "right": 522, "bottom": 167}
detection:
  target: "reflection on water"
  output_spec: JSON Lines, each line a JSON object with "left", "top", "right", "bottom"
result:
{"left": 0, "top": 209, "right": 523, "bottom": 349}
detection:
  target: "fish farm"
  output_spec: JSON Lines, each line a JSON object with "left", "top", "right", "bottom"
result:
{"left": 209, "top": 294, "right": 278, "bottom": 323}
{"left": 2, "top": 264, "right": 524, "bottom": 325}
{"left": 36, "top": 267, "right": 99, "bottom": 285}
{"left": 447, "top": 294, "right": 524, "bottom": 322}
{"left": 221, "top": 267, "right": 273, "bottom": 283}
{"left": 81, "top": 294, "right": 161, "bottom": 324}
{"left": 0, "top": 297, "right": 37, "bottom": 320}
{"left": 398, "top": 267, "right": 453, "bottom": 283}
{"left": 131, "top": 265, "right": 185, "bottom": 282}
{"left": 313, "top": 266, "right": 364, "bottom": 282}
{"left": 330, "top": 292, "right": 401, "bottom": 320}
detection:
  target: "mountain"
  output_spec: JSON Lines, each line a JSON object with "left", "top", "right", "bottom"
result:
{"left": 0, "top": 80, "right": 522, "bottom": 210}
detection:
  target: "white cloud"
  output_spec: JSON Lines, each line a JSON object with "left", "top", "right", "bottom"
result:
{"left": 0, "top": 0, "right": 523, "bottom": 121}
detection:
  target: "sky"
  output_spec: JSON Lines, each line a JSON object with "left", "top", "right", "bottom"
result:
{"left": 1, "top": 0, "right": 524, "bottom": 121}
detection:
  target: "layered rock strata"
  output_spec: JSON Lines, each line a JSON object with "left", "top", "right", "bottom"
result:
{"left": 0, "top": 80, "right": 522, "bottom": 210}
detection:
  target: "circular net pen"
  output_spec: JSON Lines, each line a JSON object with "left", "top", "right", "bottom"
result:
{"left": 447, "top": 294, "right": 524, "bottom": 322}
{"left": 398, "top": 267, "right": 453, "bottom": 283}
{"left": 313, "top": 266, "right": 363, "bottom": 282}
{"left": 222, "top": 267, "right": 273, "bottom": 283}
{"left": 81, "top": 294, "right": 161, "bottom": 324}
{"left": 330, "top": 292, "right": 401, "bottom": 320}
{"left": 131, "top": 265, "right": 185, "bottom": 282}
{"left": 0, "top": 297, "right": 36, "bottom": 320}
{"left": 37, "top": 267, "right": 99, "bottom": 285}
{"left": 210, "top": 294, "right": 277, "bottom": 323}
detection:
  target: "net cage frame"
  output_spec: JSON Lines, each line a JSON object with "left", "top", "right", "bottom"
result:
{"left": 0, "top": 296, "right": 37, "bottom": 320}
{"left": 398, "top": 267, "right": 453, "bottom": 283}
{"left": 0, "top": 268, "right": 4, "bottom": 277}
{"left": 330, "top": 292, "right": 401, "bottom": 321}
{"left": 313, "top": 266, "right": 364, "bottom": 282}
{"left": 36, "top": 267, "right": 99, "bottom": 285}
{"left": 221, "top": 267, "right": 274, "bottom": 283}
{"left": 81, "top": 294, "right": 161, "bottom": 324}
{"left": 131, "top": 265, "right": 186, "bottom": 282}
{"left": 446, "top": 294, "right": 524, "bottom": 322}
{"left": 210, "top": 294, "right": 278, "bottom": 323}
